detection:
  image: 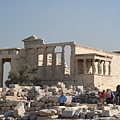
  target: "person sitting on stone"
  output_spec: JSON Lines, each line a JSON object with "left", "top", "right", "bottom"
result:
{"left": 59, "top": 92, "right": 67, "bottom": 106}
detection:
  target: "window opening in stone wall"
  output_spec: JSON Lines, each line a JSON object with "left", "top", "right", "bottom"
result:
{"left": 47, "top": 54, "right": 52, "bottom": 66}
{"left": 55, "top": 46, "right": 62, "bottom": 53}
{"left": 65, "top": 45, "right": 71, "bottom": 74}
{"left": 56, "top": 53, "right": 61, "bottom": 65}
{"left": 3, "top": 59, "right": 11, "bottom": 88}
{"left": 38, "top": 54, "right": 43, "bottom": 66}
{"left": 78, "top": 59, "right": 84, "bottom": 74}
{"left": 55, "top": 46, "right": 62, "bottom": 65}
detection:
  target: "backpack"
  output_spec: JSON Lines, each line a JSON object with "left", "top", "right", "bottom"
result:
{"left": 111, "top": 92, "right": 115, "bottom": 99}
{"left": 25, "top": 102, "right": 28, "bottom": 106}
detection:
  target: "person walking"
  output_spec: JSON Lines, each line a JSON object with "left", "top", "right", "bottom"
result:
{"left": 115, "top": 85, "right": 120, "bottom": 105}
{"left": 106, "top": 89, "right": 115, "bottom": 105}
{"left": 25, "top": 98, "right": 31, "bottom": 112}
{"left": 116, "top": 85, "right": 120, "bottom": 105}
{"left": 59, "top": 92, "right": 67, "bottom": 106}
{"left": 99, "top": 90, "right": 106, "bottom": 105}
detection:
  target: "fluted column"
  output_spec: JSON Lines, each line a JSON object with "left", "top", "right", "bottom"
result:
{"left": 83, "top": 59, "right": 87, "bottom": 74}
{"left": 92, "top": 59, "right": 96, "bottom": 74}
{"left": 43, "top": 47, "right": 47, "bottom": 78}
{"left": 52, "top": 46, "right": 56, "bottom": 79}
{"left": 70, "top": 44, "right": 75, "bottom": 81}
{"left": 34, "top": 48, "right": 38, "bottom": 66}
{"left": 61, "top": 45, "right": 65, "bottom": 78}
{"left": 0, "top": 59, "right": 3, "bottom": 87}
{"left": 11, "top": 58, "right": 17, "bottom": 72}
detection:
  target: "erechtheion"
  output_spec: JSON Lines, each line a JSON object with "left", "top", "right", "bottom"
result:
{"left": 0, "top": 35, "right": 120, "bottom": 90}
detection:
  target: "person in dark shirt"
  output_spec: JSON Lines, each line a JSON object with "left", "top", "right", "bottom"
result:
{"left": 106, "top": 89, "right": 115, "bottom": 105}
{"left": 116, "top": 85, "right": 120, "bottom": 105}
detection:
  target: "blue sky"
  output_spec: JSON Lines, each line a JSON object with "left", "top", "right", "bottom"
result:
{"left": 1, "top": 0, "right": 120, "bottom": 84}
{"left": 0, "top": 0, "right": 120, "bottom": 51}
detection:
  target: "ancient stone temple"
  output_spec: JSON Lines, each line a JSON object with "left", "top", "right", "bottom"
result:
{"left": 0, "top": 35, "right": 120, "bottom": 90}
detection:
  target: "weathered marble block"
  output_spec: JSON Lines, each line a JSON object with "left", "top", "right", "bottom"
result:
{"left": 13, "top": 102, "right": 25, "bottom": 118}
{"left": 37, "top": 101, "right": 45, "bottom": 107}
{"left": 38, "top": 109, "right": 57, "bottom": 116}
{"left": 62, "top": 109, "right": 75, "bottom": 118}
{"left": 48, "top": 96, "right": 59, "bottom": 102}
{"left": 101, "top": 109, "right": 119, "bottom": 117}
{"left": 41, "top": 96, "right": 49, "bottom": 102}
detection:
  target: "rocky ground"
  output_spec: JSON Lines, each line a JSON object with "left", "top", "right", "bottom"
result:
{"left": 0, "top": 82, "right": 120, "bottom": 120}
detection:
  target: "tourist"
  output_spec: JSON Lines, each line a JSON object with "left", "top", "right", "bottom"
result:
{"left": 99, "top": 90, "right": 106, "bottom": 105}
{"left": 59, "top": 92, "right": 67, "bottom": 106}
{"left": 25, "top": 98, "right": 31, "bottom": 112}
{"left": 115, "top": 85, "right": 120, "bottom": 105}
{"left": 106, "top": 89, "right": 115, "bottom": 104}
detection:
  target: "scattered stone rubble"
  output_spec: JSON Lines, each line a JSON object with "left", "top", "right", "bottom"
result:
{"left": 0, "top": 82, "right": 120, "bottom": 119}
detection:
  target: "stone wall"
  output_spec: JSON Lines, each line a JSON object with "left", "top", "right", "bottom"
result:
{"left": 75, "top": 44, "right": 120, "bottom": 90}
{"left": 0, "top": 35, "right": 120, "bottom": 90}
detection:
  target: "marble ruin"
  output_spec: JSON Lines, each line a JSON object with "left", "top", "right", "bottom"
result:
{"left": 0, "top": 82, "right": 120, "bottom": 120}
{"left": 0, "top": 35, "right": 120, "bottom": 90}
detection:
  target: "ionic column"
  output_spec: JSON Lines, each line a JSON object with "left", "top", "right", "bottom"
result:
{"left": 92, "top": 59, "right": 96, "bottom": 74}
{"left": 52, "top": 46, "right": 56, "bottom": 79}
{"left": 11, "top": 58, "right": 17, "bottom": 72}
{"left": 108, "top": 61, "right": 111, "bottom": 75}
{"left": 0, "top": 59, "right": 3, "bottom": 87}
{"left": 83, "top": 59, "right": 87, "bottom": 74}
{"left": 34, "top": 48, "right": 38, "bottom": 66}
{"left": 43, "top": 47, "right": 47, "bottom": 78}
{"left": 61, "top": 45, "right": 65, "bottom": 78}
{"left": 103, "top": 61, "right": 106, "bottom": 75}
{"left": 70, "top": 44, "right": 75, "bottom": 80}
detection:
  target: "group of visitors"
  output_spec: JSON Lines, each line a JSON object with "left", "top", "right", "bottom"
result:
{"left": 25, "top": 86, "right": 120, "bottom": 111}
{"left": 25, "top": 91, "right": 67, "bottom": 111}
{"left": 99, "top": 85, "right": 120, "bottom": 105}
